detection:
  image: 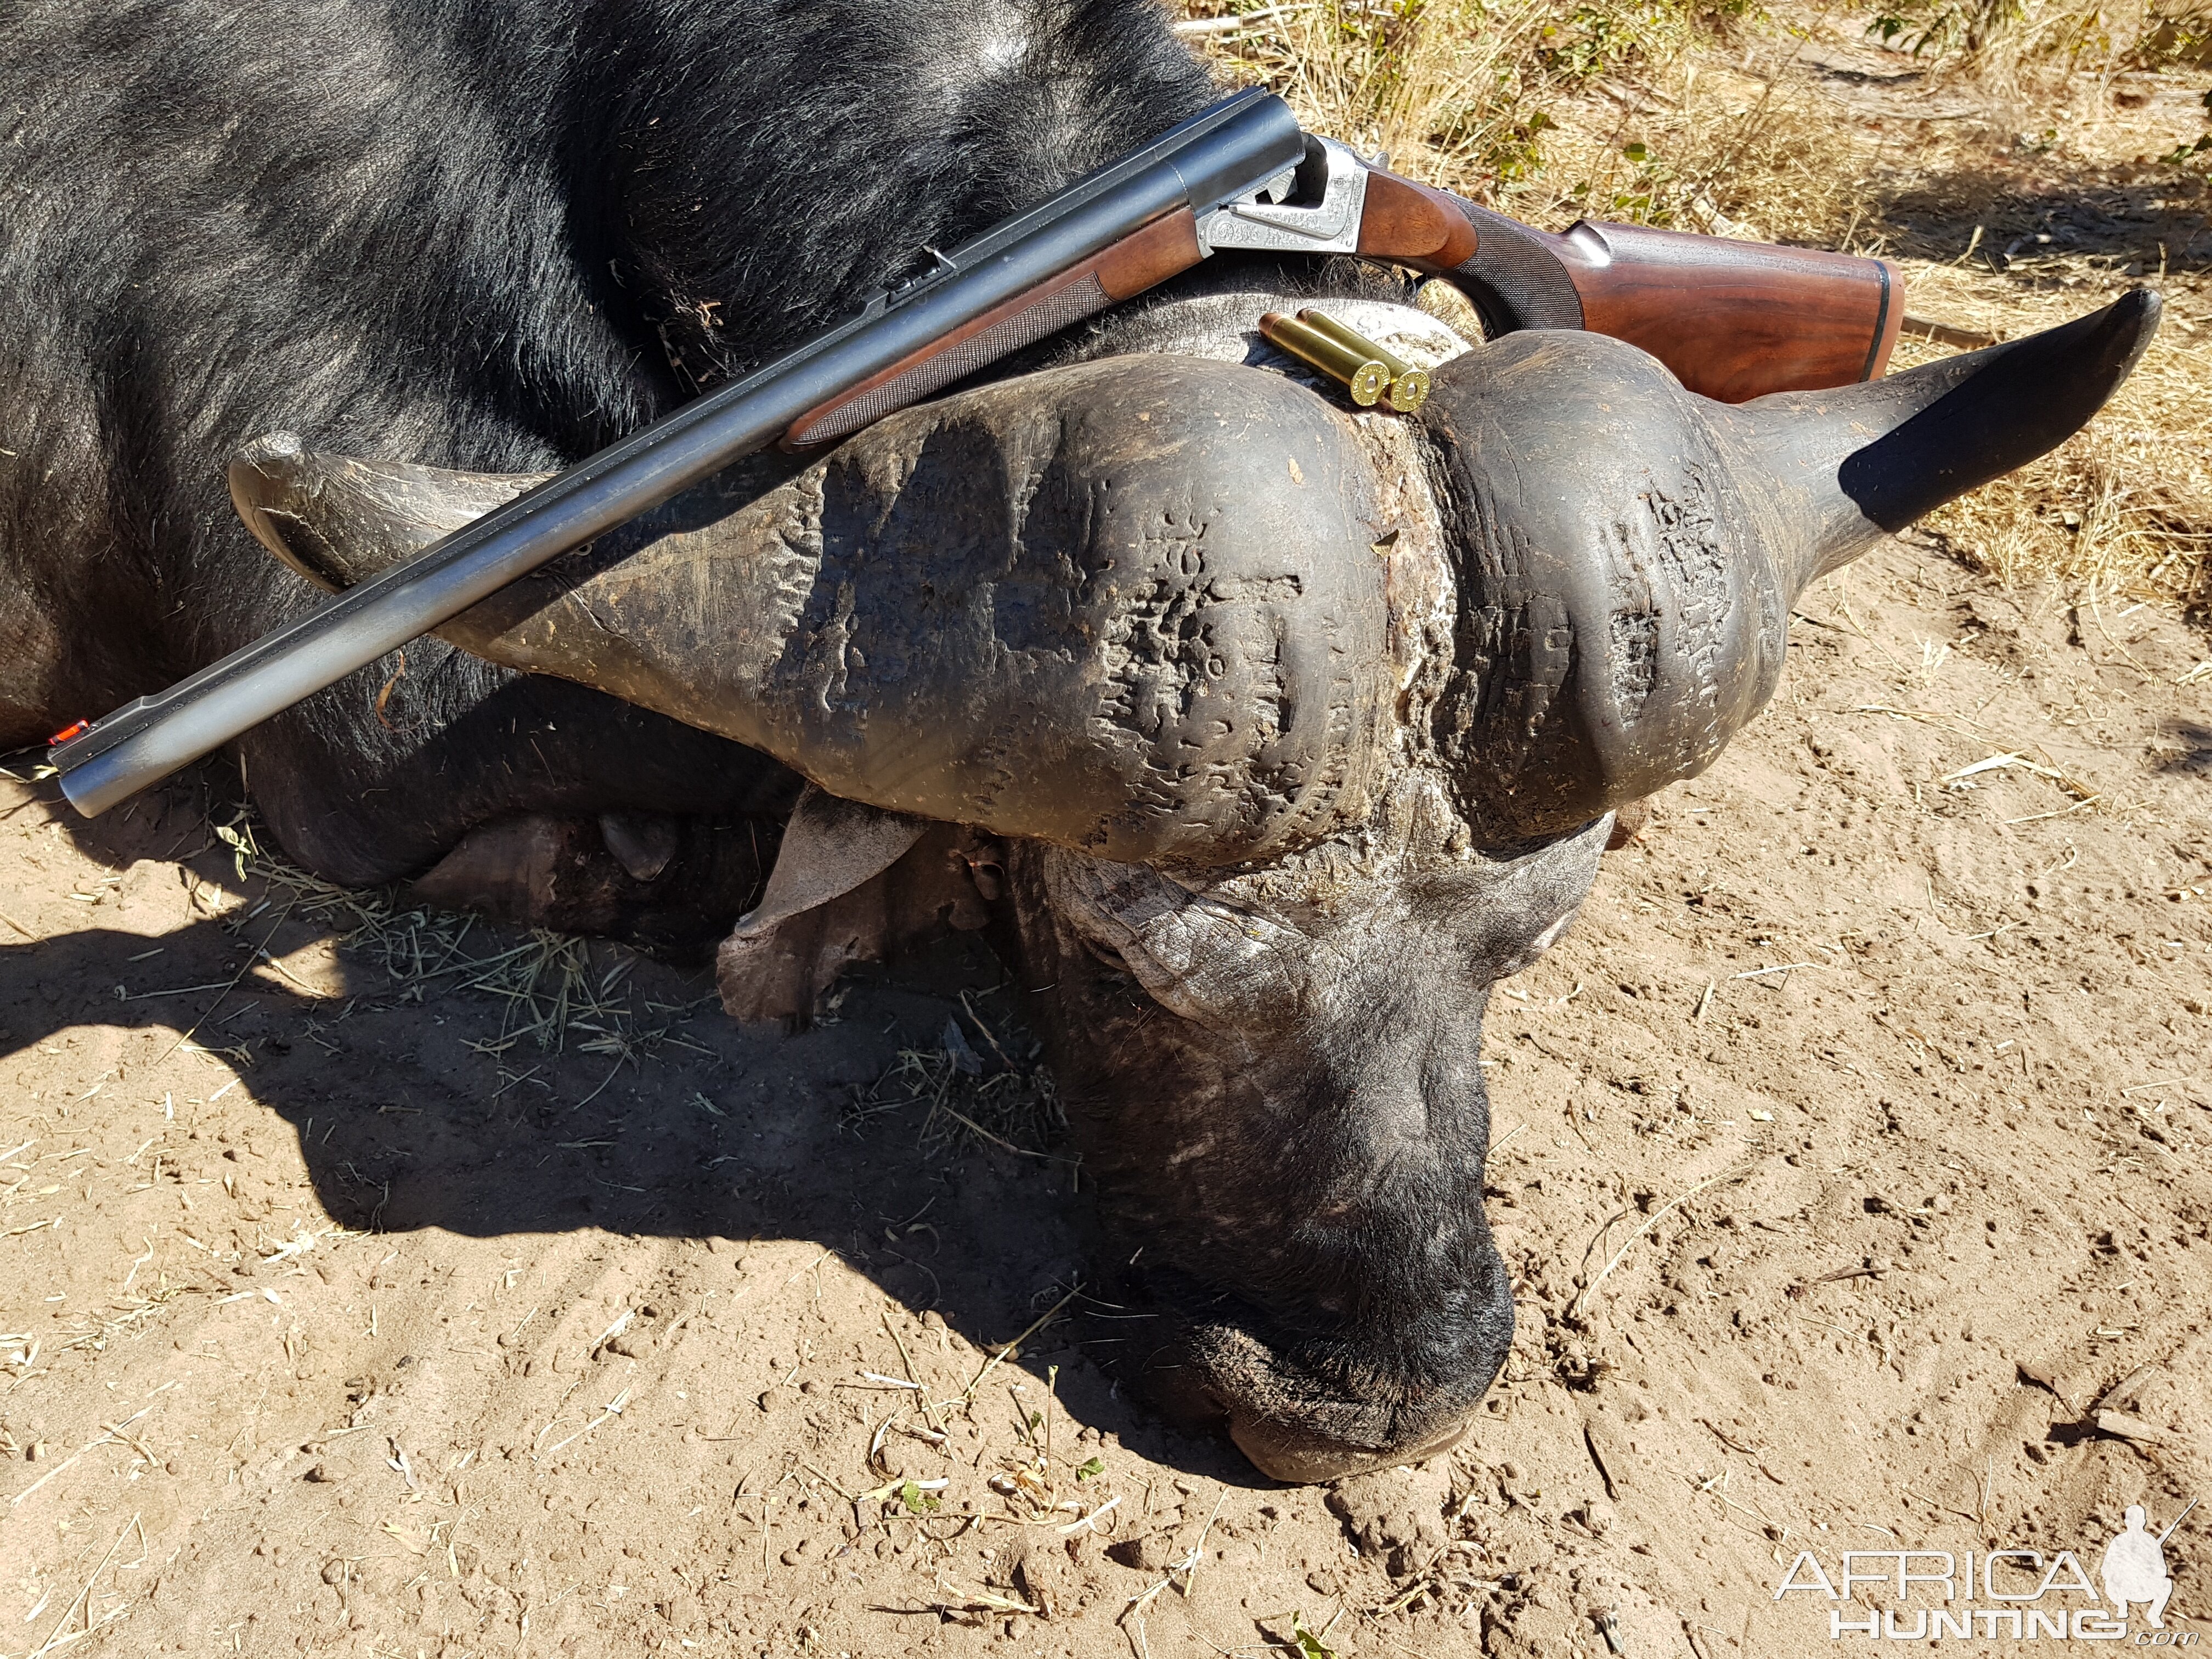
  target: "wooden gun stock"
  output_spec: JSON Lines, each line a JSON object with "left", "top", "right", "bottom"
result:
{"left": 1358, "top": 171, "right": 1904, "bottom": 403}
{"left": 784, "top": 209, "right": 1204, "bottom": 450}
{"left": 785, "top": 165, "right": 1901, "bottom": 447}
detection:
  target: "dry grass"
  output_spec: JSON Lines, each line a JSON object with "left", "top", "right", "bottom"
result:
{"left": 1180, "top": 0, "right": 2212, "bottom": 612}
{"left": 0, "top": 759, "right": 622, "bottom": 1059}
{"left": 1864, "top": 0, "right": 2212, "bottom": 87}
{"left": 1893, "top": 272, "right": 2212, "bottom": 603}
{"left": 211, "top": 808, "right": 712, "bottom": 1071}
{"left": 847, "top": 991, "right": 1066, "bottom": 1163}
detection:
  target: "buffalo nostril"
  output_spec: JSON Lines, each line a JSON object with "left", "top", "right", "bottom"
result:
{"left": 1081, "top": 937, "right": 1131, "bottom": 973}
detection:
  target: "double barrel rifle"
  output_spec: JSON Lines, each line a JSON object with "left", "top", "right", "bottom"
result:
{"left": 49, "top": 88, "right": 1903, "bottom": 813}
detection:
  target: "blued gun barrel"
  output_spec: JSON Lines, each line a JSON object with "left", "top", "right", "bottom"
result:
{"left": 50, "top": 88, "right": 1305, "bottom": 817}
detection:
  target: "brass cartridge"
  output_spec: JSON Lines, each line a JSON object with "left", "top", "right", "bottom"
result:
{"left": 1259, "top": 312, "right": 1389, "bottom": 407}
{"left": 1297, "top": 309, "right": 1431, "bottom": 413}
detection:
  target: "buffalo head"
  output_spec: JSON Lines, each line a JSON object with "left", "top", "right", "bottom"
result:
{"left": 229, "top": 286, "right": 2157, "bottom": 1479}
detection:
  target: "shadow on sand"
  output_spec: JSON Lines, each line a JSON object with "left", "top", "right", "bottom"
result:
{"left": 0, "top": 765, "right": 1268, "bottom": 1488}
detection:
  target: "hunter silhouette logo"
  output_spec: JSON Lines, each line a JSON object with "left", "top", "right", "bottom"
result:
{"left": 2103, "top": 1506, "right": 2182, "bottom": 1630}
{"left": 1774, "top": 1498, "right": 2197, "bottom": 1643}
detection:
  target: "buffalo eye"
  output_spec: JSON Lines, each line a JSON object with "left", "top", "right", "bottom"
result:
{"left": 1081, "top": 938, "right": 1131, "bottom": 974}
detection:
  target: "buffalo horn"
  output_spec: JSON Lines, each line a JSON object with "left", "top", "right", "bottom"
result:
{"left": 1416, "top": 290, "right": 2160, "bottom": 840}
{"left": 231, "top": 354, "right": 1410, "bottom": 868}
{"left": 1730, "top": 286, "right": 2162, "bottom": 584}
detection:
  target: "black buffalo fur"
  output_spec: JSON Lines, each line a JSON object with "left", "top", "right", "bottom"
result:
{"left": 2, "top": 3, "right": 1519, "bottom": 1474}
{"left": 0, "top": 0, "right": 1220, "bottom": 890}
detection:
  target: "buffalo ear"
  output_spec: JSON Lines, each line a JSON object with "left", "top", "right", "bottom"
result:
{"left": 731, "top": 787, "right": 931, "bottom": 942}
{"left": 715, "top": 787, "right": 997, "bottom": 1024}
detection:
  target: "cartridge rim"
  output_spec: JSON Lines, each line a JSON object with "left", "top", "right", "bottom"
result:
{"left": 1384, "top": 367, "right": 1431, "bottom": 414}
{"left": 1294, "top": 308, "right": 1431, "bottom": 415}
{"left": 1260, "top": 311, "right": 1395, "bottom": 410}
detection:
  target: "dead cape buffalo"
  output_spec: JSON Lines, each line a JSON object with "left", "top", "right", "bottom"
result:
{"left": 0, "top": 0, "right": 2157, "bottom": 1480}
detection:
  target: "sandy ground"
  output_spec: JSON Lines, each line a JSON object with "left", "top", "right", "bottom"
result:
{"left": 3, "top": 530, "right": 2208, "bottom": 1659}
{"left": 5, "top": 26, "right": 2212, "bottom": 1651}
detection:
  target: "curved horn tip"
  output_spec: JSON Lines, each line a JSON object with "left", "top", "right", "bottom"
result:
{"left": 227, "top": 432, "right": 312, "bottom": 512}
{"left": 1841, "top": 286, "right": 2162, "bottom": 534}
{"left": 226, "top": 437, "right": 541, "bottom": 593}
{"left": 227, "top": 432, "right": 315, "bottom": 572}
